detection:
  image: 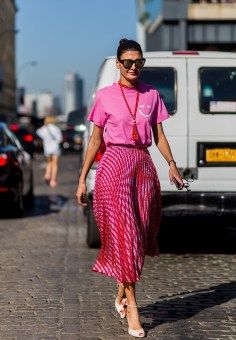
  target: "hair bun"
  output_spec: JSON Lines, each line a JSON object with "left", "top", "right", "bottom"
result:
{"left": 119, "top": 38, "right": 129, "bottom": 46}
{"left": 117, "top": 38, "right": 143, "bottom": 59}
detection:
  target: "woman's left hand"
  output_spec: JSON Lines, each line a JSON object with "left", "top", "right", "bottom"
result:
{"left": 169, "top": 162, "right": 183, "bottom": 188}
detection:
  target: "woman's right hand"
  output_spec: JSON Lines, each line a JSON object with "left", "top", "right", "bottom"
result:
{"left": 76, "top": 181, "right": 87, "bottom": 207}
{"left": 75, "top": 125, "right": 104, "bottom": 207}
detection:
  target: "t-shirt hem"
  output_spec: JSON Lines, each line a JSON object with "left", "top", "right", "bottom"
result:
{"left": 152, "top": 114, "right": 170, "bottom": 126}
{"left": 87, "top": 118, "right": 104, "bottom": 128}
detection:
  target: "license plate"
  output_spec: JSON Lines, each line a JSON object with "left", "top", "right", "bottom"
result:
{"left": 206, "top": 148, "right": 236, "bottom": 162}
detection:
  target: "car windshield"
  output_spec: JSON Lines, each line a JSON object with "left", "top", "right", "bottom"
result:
{"left": 200, "top": 67, "right": 236, "bottom": 114}
{"left": 139, "top": 67, "right": 176, "bottom": 114}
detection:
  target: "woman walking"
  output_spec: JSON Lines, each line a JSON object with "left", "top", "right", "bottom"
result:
{"left": 37, "top": 115, "right": 62, "bottom": 188}
{"left": 76, "top": 39, "right": 183, "bottom": 337}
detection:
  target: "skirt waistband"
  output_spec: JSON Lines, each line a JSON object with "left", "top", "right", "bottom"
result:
{"left": 107, "top": 143, "right": 149, "bottom": 150}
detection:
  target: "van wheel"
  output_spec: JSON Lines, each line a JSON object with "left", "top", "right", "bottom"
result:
{"left": 87, "top": 198, "right": 100, "bottom": 248}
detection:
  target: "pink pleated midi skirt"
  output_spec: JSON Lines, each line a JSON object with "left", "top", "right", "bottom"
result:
{"left": 92, "top": 145, "right": 161, "bottom": 283}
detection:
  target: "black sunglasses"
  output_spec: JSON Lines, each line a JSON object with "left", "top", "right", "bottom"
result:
{"left": 118, "top": 58, "right": 146, "bottom": 69}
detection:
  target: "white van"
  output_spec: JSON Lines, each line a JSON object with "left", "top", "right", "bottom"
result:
{"left": 84, "top": 51, "right": 236, "bottom": 247}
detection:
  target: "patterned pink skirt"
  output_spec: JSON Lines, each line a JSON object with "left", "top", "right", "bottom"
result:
{"left": 92, "top": 145, "right": 161, "bottom": 283}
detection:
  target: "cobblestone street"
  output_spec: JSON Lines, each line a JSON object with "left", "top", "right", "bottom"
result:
{"left": 0, "top": 154, "right": 235, "bottom": 339}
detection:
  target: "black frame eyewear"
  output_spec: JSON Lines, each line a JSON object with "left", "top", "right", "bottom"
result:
{"left": 118, "top": 58, "right": 146, "bottom": 69}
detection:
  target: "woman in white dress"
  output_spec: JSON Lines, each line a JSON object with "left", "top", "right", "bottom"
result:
{"left": 36, "top": 115, "right": 63, "bottom": 188}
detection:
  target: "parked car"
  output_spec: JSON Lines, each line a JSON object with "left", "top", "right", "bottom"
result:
{"left": 67, "top": 109, "right": 86, "bottom": 129}
{"left": 62, "top": 127, "right": 83, "bottom": 152}
{"left": 9, "top": 123, "right": 43, "bottom": 156}
{"left": 0, "top": 122, "right": 34, "bottom": 216}
{"left": 83, "top": 50, "right": 236, "bottom": 247}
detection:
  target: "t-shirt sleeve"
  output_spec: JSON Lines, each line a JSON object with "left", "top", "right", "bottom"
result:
{"left": 87, "top": 93, "right": 107, "bottom": 128}
{"left": 150, "top": 90, "right": 170, "bottom": 126}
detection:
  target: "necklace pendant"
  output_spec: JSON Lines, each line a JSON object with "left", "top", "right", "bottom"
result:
{"left": 118, "top": 82, "right": 140, "bottom": 142}
{"left": 132, "top": 123, "right": 139, "bottom": 141}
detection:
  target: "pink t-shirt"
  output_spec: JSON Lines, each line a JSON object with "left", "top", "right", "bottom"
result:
{"left": 87, "top": 82, "right": 170, "bottom": 147}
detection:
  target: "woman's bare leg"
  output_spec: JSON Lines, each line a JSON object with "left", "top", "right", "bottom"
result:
{"left": 125, "top": 283, "right": 142, "bottom": 331}
{"left": 116, "top": 283, "right": 126, "bottom": 303}
{"left": 45, "top": 156, "right": 52, "bottom": 181}
{"left": 115, "top": 283, "right": 127, "bottom": 318}
{"left": 50, "top": 155, "right": 59, "bottom": 187}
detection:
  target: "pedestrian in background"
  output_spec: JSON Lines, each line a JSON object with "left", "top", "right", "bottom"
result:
{"left": 76, "top": 38, "right": 183, "bottom": 337}
{"left": 36, "top": 115, "right": 62, "bottom": 188}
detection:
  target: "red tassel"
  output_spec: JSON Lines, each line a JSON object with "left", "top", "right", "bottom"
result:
{"left": 132, "top": 123, "right": 139, "bottom": 141}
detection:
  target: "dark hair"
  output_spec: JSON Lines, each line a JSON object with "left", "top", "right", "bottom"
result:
{"left": 117, "top": 38, "right": 143, "bottom": 60}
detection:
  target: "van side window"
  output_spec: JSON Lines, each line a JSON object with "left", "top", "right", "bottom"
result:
{"left": 200, "top": 67, "right": 236, "bottom": 114}
{"left": 139, "top": 67, "right": 176, "bottom": 115}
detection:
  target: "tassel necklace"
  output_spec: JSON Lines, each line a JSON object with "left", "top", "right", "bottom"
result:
{"left": 118, "top": 81, "right": 140, "bottom": 141}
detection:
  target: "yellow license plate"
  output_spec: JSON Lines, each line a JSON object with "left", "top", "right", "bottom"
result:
{"left": 206, "top": 148, "right": 236, "bottom": 162}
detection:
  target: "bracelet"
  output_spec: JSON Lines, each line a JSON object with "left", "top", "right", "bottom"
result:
{"left": 168, "top": 159, "right": 176, "bottom": 166}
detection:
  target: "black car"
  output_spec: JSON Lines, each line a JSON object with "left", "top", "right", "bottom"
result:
{"left": 9, "top": 123, "right": 43, "bottom": 156}
{"left": 62, "top": 128, "right": 83, "bottom": 152}
{"left": 0, "top": 122, "right": 34, "bottom": 215}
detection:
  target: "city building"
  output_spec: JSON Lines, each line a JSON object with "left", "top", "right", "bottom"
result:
{"left": 54, "top": 96, "right": 62, "bottom": 116}
{"left": 37, "top": 91, "right": 55, "bottom": 118}
{"left": 64, "top": 72, "right": 84, "bottom": 118}
{"left": 24, "top": 91, "right": 61, "bottom": 118}
{"left": 0, "top": 0, "right": 17, "bottom": 122}
{"left": 138, "top": 0, "right": 236, "bottom": 51}
{"left": 17, "top": 87, "right": 37, "bottom": 116}
{"left": 136, "top": 0, "right": 162, "bottom": 50}
{"left": 24, "top": 93, "right": 37, "bottom": 116}
{"left": 16, "top": 86, "right": 25, "bottom": 109}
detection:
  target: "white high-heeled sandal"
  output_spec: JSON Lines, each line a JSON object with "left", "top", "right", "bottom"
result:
{"left": 115, "top": 283, "right": 127, "bottom": 319}
{"left": 115, "top": 297, "right": 127, "bottom": 318}
{"left": 127, "top": 304, "right": 145, "bottom": 338}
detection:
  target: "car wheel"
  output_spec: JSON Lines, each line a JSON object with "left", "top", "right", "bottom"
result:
{"left": 87, "top": 198, "right": 100, "bottom": 248}
{"left": 13, "top": 182, "right": 24, "bottom": 217}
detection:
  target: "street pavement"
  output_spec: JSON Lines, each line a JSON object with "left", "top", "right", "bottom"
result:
{"left": 0, "top": 153, "right": 235, "bottom": 340}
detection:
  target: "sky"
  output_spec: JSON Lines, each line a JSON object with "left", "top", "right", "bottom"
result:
{"left": 16, "top": 0, "right": 140, "bottom": 109}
